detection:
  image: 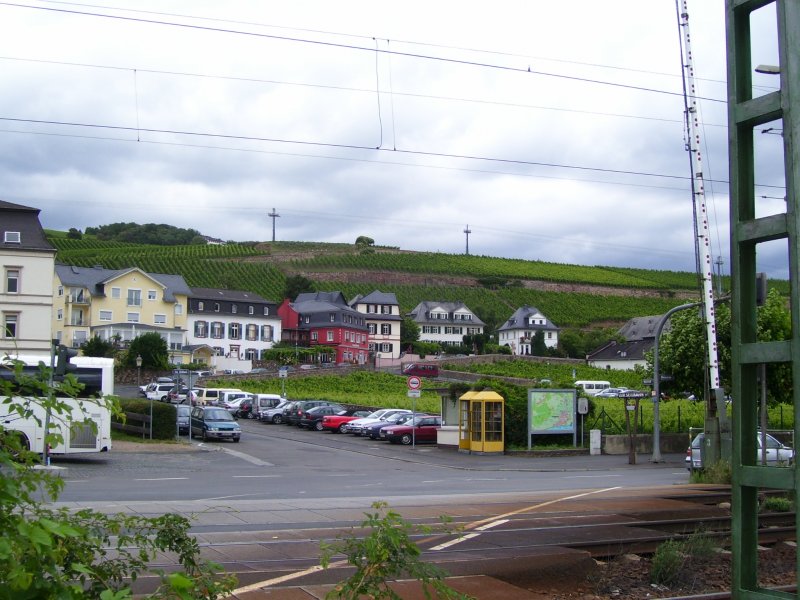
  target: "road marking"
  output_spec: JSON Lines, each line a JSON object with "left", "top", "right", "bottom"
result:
{"left": 430, "top": 533, "right": 480, "bottom": 551}
{"left": 220, "top": 447, "right": 273, "bottom": 466}
{"left": 134, "top": 477, "right": 189, "bottom": 481}
{"left": 476, "top": 519, "right": 509, "bottom": 531}
{"left": 229, "top": 486, "right": 622, "bottom": 596}
{"left": 232, "top": 475, "right": 280, "bottom": 478}
{"left": 564, "top": 474, "right": 623, "bottom": 479}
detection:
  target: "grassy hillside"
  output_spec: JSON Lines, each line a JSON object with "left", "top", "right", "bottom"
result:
{"left": 48, "top": 237, "right": 721, "bottom": 328}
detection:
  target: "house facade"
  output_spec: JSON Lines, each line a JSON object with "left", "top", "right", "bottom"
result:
{"left": 186, "top": 287, "right": 281, "bottom": 362}
{"left": 497, "top": 305, "right": 559, "bottom": 355}
{"left": 279, "top": 291, "right": 369, "bottom": 364}
{"left": 407, "top": 301, "right": 484, "bottom": 347}
{"left": 349, "top": 290, "right": 401, "bottom": 360}
{"left": 52, "top": 265, "right": 190, "bottom": 352}
{"left": 0, "top": 200, "right": 57, "bottom": 358}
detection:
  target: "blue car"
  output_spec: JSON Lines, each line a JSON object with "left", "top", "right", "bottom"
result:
{"left": 190, "top": 406, "right": 241, "bottom": 442}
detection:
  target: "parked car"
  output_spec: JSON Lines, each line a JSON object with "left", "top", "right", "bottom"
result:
{"left": 686, "top": 432, "right": 795, "bottom": 470}
{"left": 401, "top": 363, "right": 439, "bottom": 378}
{"left": 347, "top": 409, "right": 412, "bottom": 436}
{"left": 285, "top": 400, "right": 340, "bottom": 426}
{"left": 593, "top": 387, "right": 630, "bottom": 398}
{"left": 235, "top": 398, "right": 257, "bottom": 419}
{"left": 380, "top": 415, "right": 442, "bottom": 445}
{"left": 190, "top": 406, "right": 241, "bottom": 442}
{"left": 166, "top": 385, "right": 191, "bottom": 404}
{"left": 254, "top": 394, "right": 284, "bottom": 420}
{"left": 299, "top": 364, "right": 317, "bottom": 370}
{"left": 145, "top": 383, "right": 175, "bottom": 402}
{"left": 364, "top": 412, "right": 419, "bottom": 440}
{"left": 297, "top": 405, "right": 353, "bottom": 430}
{"left": 176, "top": 404, "right": 191, "bottom": 435}
{"left": 219, "top": 391, "right": 253, "bottom": 410}
{"left": 261, "top": 399, "right": 292, "bottom": 423}
{"left": 322, "top": 409, "right": 373, "bottom": 433}
{"left": 249, "top": 368, "right": 269, "bottom": 375}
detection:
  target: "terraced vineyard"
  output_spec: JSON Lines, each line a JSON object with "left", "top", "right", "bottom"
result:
{"left": 47, "top": 237, "right": 720, "bottom": 327}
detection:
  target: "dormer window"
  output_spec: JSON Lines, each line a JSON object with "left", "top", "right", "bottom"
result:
{"left": 4, "top": 231, "right": 20, "bottom": 243}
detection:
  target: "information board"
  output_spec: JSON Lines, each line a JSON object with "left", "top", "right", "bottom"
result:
{"left": 528, "top": 389, "right": 576, "bottom": 435}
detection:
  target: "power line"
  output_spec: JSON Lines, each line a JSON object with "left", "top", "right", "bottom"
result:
{"left": 0, "top": 1, "right": 728, "bottom": 104}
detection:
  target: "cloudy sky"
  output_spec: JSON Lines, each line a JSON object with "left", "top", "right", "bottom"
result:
{"left": 0, "top": 1, "right": 789, "bottom": 278}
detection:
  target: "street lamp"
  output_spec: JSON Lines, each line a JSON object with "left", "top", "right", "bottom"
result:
{"left": 136, "top": 354, "right": 142, "bottom": 389}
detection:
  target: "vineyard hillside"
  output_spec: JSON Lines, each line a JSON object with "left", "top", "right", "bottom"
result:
{"left": 49, "top": 237, "right": 725, "bottom": 329}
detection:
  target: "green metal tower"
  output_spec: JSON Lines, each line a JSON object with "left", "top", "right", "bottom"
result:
{"left": 726, "top": 0, "right": 799, "bottom": 597}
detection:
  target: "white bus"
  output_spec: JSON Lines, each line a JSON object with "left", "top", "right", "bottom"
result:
{"left": 574, "top": 380, "right": 611, "bottom": 394}
{"left": 0, "top": 355, "right": 114, "bottom": 455}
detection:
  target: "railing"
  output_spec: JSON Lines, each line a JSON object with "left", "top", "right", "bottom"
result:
{"left": 66, "top": 294, "right": 89, "bottom": 304}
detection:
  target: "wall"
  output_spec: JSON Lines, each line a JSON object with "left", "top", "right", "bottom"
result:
{"left": 601, "top": 433, "right": 689, "bottom": 455}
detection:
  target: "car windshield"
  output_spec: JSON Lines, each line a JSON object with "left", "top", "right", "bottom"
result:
{"left": 204, "top": 409, "right": 235, "bottom": 421}
{"left": 177, "top": 406, "right": 191, "bottom": 416}
{"left": 367, "top": 410, "right": 387, "bottom": 419}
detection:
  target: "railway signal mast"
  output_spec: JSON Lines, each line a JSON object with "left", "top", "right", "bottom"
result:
{"left": 677, "top": 1, "right": 725, "bottom": 459}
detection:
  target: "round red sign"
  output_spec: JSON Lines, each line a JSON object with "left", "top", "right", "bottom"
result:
{"left": 407, "top": 376, "right": 421, "bottom": 390}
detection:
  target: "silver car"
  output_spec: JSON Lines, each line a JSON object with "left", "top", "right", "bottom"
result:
{"left": 686, "top": 432, "right": 794, "bottom": 470}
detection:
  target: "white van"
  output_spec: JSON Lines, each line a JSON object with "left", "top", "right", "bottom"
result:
{"left": 254, "top": 394, "right": 284, "bottom": 420}
{"left": 193, "top": 387, "right": 242, "bottom": 406}
{"left": 575, "top": 380, "right": 611, "bottom": 394}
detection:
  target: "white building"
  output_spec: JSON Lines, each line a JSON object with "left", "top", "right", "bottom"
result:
{"left": 186, "top": 287, "right": 281, "bottom": 364}
{"left": 0, "top": 201, "right": 57, "bottom": 358}
{"left": 497, "top": 305, "right": 559, "bottom": 355}
{"left": 407, "top": 301, "right": 484, "bottom": 347}
{"left": 349, "top": 290, "right": 402, "bottom": 360}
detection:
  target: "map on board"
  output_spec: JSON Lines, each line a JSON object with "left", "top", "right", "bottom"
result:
{"left": 529, "top": 389, "right": 576, "bottom": 434}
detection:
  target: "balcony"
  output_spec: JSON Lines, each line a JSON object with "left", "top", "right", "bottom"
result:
{"left": 66, "top": 293, "right": 90, "bottom": 305}
{"left": 70, "top": 318, "right": 86, "bottom": 326}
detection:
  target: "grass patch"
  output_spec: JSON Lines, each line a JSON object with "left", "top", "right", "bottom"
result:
{"left": 761, "top": 495, "right": 793, "bottom": 513}
{"left": 688, "top": 460, "right": 732, "bottom": 484}
{"left": 111, "top": 430, "right": 183, "bottom": 444}
{"left": 651, "top": 531, "right": 716, "bottom": 586}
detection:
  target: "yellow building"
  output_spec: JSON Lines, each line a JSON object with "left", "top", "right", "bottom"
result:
{"left": 53, "top": 265, "right": 190, "bottom": 353}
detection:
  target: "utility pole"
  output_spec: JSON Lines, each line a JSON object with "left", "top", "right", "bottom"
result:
{"left": 715, "top": 255, "right": 724, "bottom": 296}
{"left": 463, "top": 225, "right": 471, "bottom": 255}
{"left": 268, "top": 208, "right": 280, "bottom": 242}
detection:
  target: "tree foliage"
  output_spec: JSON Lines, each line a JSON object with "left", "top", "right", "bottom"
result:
{"left": 81, "top": 335, "right": 117, "bottom": 358}
{"left": 654, "top": 289, "right": 792, "bottom": 403}
{"left": 84, "top": 222, "right": 205, "bottom": 246}
{"left": 0, "top": 357, "right": 236, "bottom": 599}
{"left": 282, "top": 274, "right": 315, "bottom": 301}
{"left": 400, "top": 317, "right": 420, "bottom": 348}
{"left": 126, "top": 332, "right": 169, "bottom": 369}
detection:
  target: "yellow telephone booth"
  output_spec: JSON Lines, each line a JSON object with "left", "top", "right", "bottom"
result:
{"left": 458, "top": 391, "right": 504, "bottom": 454}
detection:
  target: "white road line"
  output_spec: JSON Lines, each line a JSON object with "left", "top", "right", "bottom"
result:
{"left": 232, "top": 475, "right": 280, "bottom": 478}
{"left": 476, "top": 519, "right": 509, "bottom": 531}
{"left": 134, "top": 477, "right": 189, "bottom": 481}
{"left": 564, "top": 474, "right": 623, "bottom": 479}
{"left": 430, "top": 533, "right": 480, "bottom": 551}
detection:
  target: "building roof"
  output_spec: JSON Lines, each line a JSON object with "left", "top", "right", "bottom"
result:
{"left": 497, "top": 305, "right": 559, "bottom": 332}
{"left": 0, "top": 200, "right": 56, "bottom": 253}
{"left": 190, "top": 287, "right": 273, "bottom": 304}
{"left": 617, "top": 315, "right": 670, "bottom": 341}
{"left": 55, "top": 264, "right": 191, "bottom": 302}
{"left": 586, "top": 339, "right": 654, "bottom": 362}
{"left": 407, "top": 301, "right": 485, "bottom": 326}
{"left": 350, "top": 290, "right": 399, "bottom": 306}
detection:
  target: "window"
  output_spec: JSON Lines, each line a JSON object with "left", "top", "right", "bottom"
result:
{"left": 194, "top": 321, "right": 208, "bottom": 337}
{"left": 381, "top": 343, "right": 392, "bottom": 353}
{"left": 58, "top": 285, "right": 63, "bottom": 296}
{"left": 3, "top": 313, "right": 19, "bottom": 339}
{"left": 304, "top": 316, "right": 310, "bottom": 324}
{"left": 327, "top": 331, "right": 334, "bottom": 342}
{"left": 148, "top": 290, "right": 157, "bottom": 301}
{"left": 260, "top": 325, "right": 273, "bottom": 341}
{"left": 5, "top": 268, "right": 20, "bottom": 294}
{"left": 246, "top": 324, "right": 258, "bottom": 341}
{"left": 248, "top": 305, "right": 254, "bottom": 315}
{"left": 127, "top": 289, "right": 141, "bottom": 307}
{"left": 311, "top": 331, "right": 318, "bottom": 341}
{"left": 381, "top": 324, "right": 391, "bottom": 335}
{"left": 210, "top": 322, "right": 224, "bottom": 339}
{"left": 344, "top": 331, "right": 350, "bottom": 342}
{"left": 99, "top": 310, "right": 112, "bottom": 321}
{"left": 111, "top": 287, "right": 121, "bottom": 299}
{"left": 368, "top": 305, "right": 376, "bottom": 313}
{"left": 232, "top": 305, "right": 238, "bottom": 314}
{"left": 127, "top": 312, "right": 140, "bottom": 323}
{"left": 263, "top": 306, "right": 270, "bottom": 316}
{"left": 214, "top": 303, "right": 220, "bottom": 312}
{"left": 174, "top": 303, "right": 183, "bottom": 315}
{"left": 382, "top": 305, "right": 391, "bottom": 314}
{"left": 213, "top": 346, "right": 224, "bottom": 356}
{"left": 368, "top": 323, "right": 376, "bottom": 335}
{"left": 4, "top": 231, "right": 20, "bottom": 243}
{"left": 57, "top": 309, "right": 63, "bottom": 321}
{"left": 330, "top": 313, "right": 335, "bottom": 322}
{"left": 154, "top": 314, "right": 167, "bottom": 325}
{"left": 228, "top": 322, "right": 241, "bottom": 340}
{"left": 245, "top": 348, "right": 257, "bottom": 360}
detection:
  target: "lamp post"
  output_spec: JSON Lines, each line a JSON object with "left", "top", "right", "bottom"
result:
{"left": 136, "top": 354, "right": 142, "bottom": 389}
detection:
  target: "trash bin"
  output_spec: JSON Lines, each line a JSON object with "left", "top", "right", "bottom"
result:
{"left": 590, "top": 429, "right": 602, "bottom": 455}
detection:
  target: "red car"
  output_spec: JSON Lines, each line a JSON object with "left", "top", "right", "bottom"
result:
{"left": 321, "top": 410, "right": 372, "bottom": 433}
{"left": 380, "top": 415, "right": 442, "bottom": 445}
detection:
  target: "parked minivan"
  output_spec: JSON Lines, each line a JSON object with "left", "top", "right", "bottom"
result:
{"left": 575, "top": 380, "right": 611, "bottom": 394}
{"left": 402, "top": 363, "right": 440, "bottom": 378}
{"left": 254, "top": 394, "right": 284, "bottom": 420}
{"left": 193, "top": 387, "right": 243, "bottom": 406}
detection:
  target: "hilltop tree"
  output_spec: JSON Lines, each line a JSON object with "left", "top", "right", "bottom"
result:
{"left": 66, "top": 227, "right": 82, "bottom": 239}
{"left": 126, "top": 332, "right": 169, "bottom": 369}
{"left": 86, "top": 222, "right": 205, "bottom": 246}
{"left": 283, "top": 274, "right": 315, "bottom": 301}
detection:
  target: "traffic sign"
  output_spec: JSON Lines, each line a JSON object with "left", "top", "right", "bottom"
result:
{"left": 407, "top": 389, "right": 421, "bottom": 398}
{"left": 619, "top": 390, "right": 646, "bottom": 399}
{"left": 407, "top": 376, "right": 421, "bottom": 390}
{"left": 278, "top": 367, "right": 288, "bottom": 379}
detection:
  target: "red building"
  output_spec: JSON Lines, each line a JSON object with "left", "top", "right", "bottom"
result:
{"left": 278, "top": 292, "right": 369, "bottom": 364}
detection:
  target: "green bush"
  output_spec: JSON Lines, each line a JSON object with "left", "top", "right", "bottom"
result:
{"left": 761, "top": 496, "right": 793, "bottom": 512}
{"left": 689, "top": 460, "right": 732, "bottom": 484}
{"left": 651, "top": 531, "right": 715, "bottom": 586}
{"left": 115, "top": 398, "right": 177, "bottom": 440}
